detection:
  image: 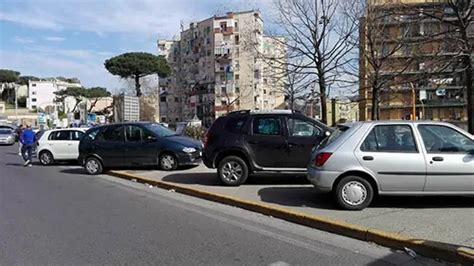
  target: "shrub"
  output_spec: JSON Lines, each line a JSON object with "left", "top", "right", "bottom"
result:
{"left": 184, "top": 126, "right": 205, "bottom": 140}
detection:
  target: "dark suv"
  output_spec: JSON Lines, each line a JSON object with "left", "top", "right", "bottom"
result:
{"left": 203, "top": 110, "right": 331, "bottom": 186}
{"left": 79, "top": 122, "right": 202, "bottom": 175}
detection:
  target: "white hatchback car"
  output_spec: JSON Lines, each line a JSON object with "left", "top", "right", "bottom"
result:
{"left": 37, "top": 128, "right": 88, "bottom": 165}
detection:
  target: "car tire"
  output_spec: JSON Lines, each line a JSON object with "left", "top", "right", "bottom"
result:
{"left": 335, "top": 176, "right": 373, "bottom": 210}
{"left": 84, "top": 157, "right": 103, "bottom": 175}
{"left": 217, "top": 156, "right": 249, "bottom": 186}
{"left": 159, "top": 153, "right": 178, "bottom": 171}
{"left": 39, "top": 151, "right": 54, "bottom": 165}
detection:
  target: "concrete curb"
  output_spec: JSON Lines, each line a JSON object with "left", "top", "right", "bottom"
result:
{"left": 108, "top": 170, "right": 474, "bottom": 264}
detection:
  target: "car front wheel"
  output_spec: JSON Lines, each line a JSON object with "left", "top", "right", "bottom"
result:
{"left": 335, "top": 176, "right": 373, "bottom": 210}
{"left": 217, "top": 156, "right": 249, "bottom": 186}
{"left": 85, "top": 157, "right": 103, "bottom": 175}
{"left": 39, "top": 151, "right": 54, "bottom": 165}
{"left": 159, "top": 153, "right": 178, "bottom": 171}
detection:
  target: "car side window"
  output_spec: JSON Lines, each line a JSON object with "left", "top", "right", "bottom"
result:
{"left": 125, "top": 125, "right": 143, "bottom": 142}
{"left": 85, "top": 128, "right": 100, "bottom": 141}
{"left": 224, "top": 117, "right": 248, "bottom": 133}
{"left": 253, "top": 117, "right": 281, "bottom": 136}
{"left": 71, "top": 131, "right": 84, "bottom": 141}
{"left": 287, "top": 117, "right": 321, "bottom": 137}
{"left": 49, "top": 131, "right": 71, "bottom": 141}
{"left": 418, "top": 125, "right": 474, "bottom": 153}
{"left": 361, "top": 125, "right": 417, "bottom": 152}
{"left": 98, "top": 126, "right": 124, "bottom": 142}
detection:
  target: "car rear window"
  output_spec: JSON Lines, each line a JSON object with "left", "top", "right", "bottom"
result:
{"left": 224, "top": 117, "right": 248, "bottom": 133}
{"left": 318, "top": 125, "right": 350, "bottom": 149}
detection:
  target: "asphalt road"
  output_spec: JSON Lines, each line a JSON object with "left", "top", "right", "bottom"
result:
{"left": 0, "top": 145, "right": 437, "bottom": 265}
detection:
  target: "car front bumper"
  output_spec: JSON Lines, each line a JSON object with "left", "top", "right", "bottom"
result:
{"left": 0, "top": 139, "right": 15, "bottom": 145}
{"left": 177, "top": 151, "right": 202, "bottom": 166}
{"left": 307, "top": 166, "right": 341, "bottom": 192}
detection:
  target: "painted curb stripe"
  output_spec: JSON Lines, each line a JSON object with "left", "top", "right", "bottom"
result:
{"left": 108, "top": 170, "right": 474, "bottom": 264}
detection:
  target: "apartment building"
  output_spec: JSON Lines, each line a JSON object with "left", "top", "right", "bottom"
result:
{"left": 27, "top": 79, "right": 82, "bottom": 111}
{"left": 359, "top": 0, "right": 473, "bottom": 127}
{"left": 158, "top": 10, "right": 286, "bottom": 127}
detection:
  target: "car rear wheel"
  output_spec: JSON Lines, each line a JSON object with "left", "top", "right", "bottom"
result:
{"left": 335, "top": 176, "right": 373, "bottom": 210}
{"left": 39, "top": 151, "right": 54, "bottom": 165}
{"left": 217, "top": 156, "right": 248, "bottom": 186}
{"left": 159, "top": 153, "right": 178, "bottom": 171}
{"left": 85, "top": 157, "right": 103, "bottom": 175}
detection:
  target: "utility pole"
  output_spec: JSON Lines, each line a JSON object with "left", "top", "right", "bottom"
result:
{"left": 14, "top": 85, "right": 18, "bottom": 123}
{"left": 410, "top": 82, "right": 416, "bottom": 120}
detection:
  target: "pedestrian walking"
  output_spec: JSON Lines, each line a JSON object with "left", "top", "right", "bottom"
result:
{"left": 15, "top": 124, "right": 24, "bottom": 156}
{"left": 20, "top": 124, "right": 36, "bottom": 167}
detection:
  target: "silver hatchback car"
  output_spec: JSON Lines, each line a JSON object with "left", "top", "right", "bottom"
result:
{"left": 307, "top": 121, "right": 474, "bottom": 210}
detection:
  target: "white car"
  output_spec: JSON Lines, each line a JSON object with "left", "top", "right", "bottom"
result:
{"left": 37, "top": 128, "right": 88, "bottom": 165}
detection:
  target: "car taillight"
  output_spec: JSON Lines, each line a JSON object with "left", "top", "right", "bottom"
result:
{"left": 314, "top": 152, "right": 332, "bottom": 167}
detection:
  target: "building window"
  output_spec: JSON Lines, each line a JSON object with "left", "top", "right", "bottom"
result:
{"left": 160, "top": 96, "right": 167, "bottom": 102}
{"left": 235, "top": 21, "right": 238, "bottom": 31}
{"left": 31, "top": 91, "right": 37, "bottom": 95}
{"left": 221, "top": 87, "right": 226, "bottom": 94}
{"left": 221, "top": 100, "right": 227, "bottom": 105}
{"left": 31, "top": 98, "right": 37, "bottom": 102}
{"left": 220, "top": 22, "right": 227, "bottom": 31}
{"left": 263, "top": 78, "right": 267, "bottom": 84}
{"left": 175, "top": 97, "right": 179, "bottom": 102}
{"left": 235, "top": 35, "right": 240, "bottom": 45}
{"left": 263, "top": 89, "right": 267, "bottom": 94}
{"left": 31, "top": 83, "right": 36, "bottom": 87}
{"left": 235, "top": 74, "right": 239, "bottom": 80}
{"left": 235, "top": 87, "right": 240, "bottom": 93}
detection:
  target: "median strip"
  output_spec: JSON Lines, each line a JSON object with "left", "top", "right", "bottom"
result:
{"left": 108, "top": 170, "right": 474, "bottom": 264}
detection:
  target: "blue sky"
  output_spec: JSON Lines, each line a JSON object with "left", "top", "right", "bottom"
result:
{"left": 0, "top": 0, "right": 271, "bottom": 93}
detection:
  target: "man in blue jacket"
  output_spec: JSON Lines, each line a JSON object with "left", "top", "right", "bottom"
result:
{"left": 20, "top": 124, "right": 36, "bottom": 167}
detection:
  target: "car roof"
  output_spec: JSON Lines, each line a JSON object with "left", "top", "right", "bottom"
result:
{"left": 348, "top": 120, "right": 460, "bottom": 126}
{"left": 49, "top": 128, "right": 88, "bottom": 132}
{"left": 228, "top": 109, "right": 301, "bottom": 116}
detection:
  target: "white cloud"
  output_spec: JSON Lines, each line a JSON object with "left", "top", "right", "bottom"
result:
{"left": 0, "top": 49, "right": 120, "bottom": 91}
{"left": 0, "top": 0, "right": 271, "bottom": 38}
{"left": 43, "top": 36, "right": 65, "bottom": 42}
{"left": 14, "top": 36, "right": 35, "bottom": 44}
{"left": 0, "top": 11, "right": 62, "bottom": 30}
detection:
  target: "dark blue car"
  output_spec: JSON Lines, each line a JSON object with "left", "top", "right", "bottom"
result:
{"left": 79, "top": 122, "right": 202, "bottom": 175}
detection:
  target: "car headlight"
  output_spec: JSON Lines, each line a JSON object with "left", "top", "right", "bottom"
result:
{"left": 182, "top": 147, "right": 197, "bottom": 153}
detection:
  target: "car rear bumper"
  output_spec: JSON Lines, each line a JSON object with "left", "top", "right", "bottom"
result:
{"left": 202, "top": 152, "right": 214, "bottom": 168}
{"left": 307, "top": 166, "right": 341, "bottom": 192}
{"left": 0, "top": 139, "right": 15, "bottom": 145}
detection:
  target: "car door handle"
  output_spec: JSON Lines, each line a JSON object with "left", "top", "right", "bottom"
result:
{"left": 362, "top": 156, "right": 374, "bottom": 161}
{"left": 432, "top": 156, "right": 444, "bottom": 162}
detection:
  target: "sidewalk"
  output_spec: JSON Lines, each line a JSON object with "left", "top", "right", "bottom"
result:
{"left": 109, "top": 165, "right": 474, "bottom": 256}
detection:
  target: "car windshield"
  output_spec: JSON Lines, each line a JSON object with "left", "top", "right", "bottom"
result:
{"left": 0, "top": 129, "right": 12, "bottom": 134}
{"left": 317, "top": 124, "right": 350, "bottom": 149}
{"left": 144, "top": 123, "right": 177, "bottom": 137}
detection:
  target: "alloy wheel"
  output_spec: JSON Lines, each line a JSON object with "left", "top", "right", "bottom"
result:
{"left": 221, "top": 161, "right": 243, "bottom": 182}
{"left": 86, "top": 159, "right": 100, "bottom": 174}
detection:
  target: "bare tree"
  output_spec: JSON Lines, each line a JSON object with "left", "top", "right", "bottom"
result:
{"left": 258, "top": 0, "right": 359, "bottom": 124}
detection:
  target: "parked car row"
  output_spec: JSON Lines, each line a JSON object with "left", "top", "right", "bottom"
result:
{"left": 202, "top": 110, "right": 474, "bottom": 210}
{"left": 21, "top": 109, "right": 474, "bottom": 211}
